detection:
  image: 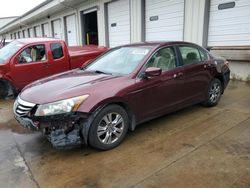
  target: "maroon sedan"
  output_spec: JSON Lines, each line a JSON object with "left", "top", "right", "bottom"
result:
{"left": 13, "top": 41, "right": 230, "bottom": 150}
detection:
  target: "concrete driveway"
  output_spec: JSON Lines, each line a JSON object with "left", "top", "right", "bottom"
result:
{"left": 0, "top": 81, "right": 249, "bottom": 188}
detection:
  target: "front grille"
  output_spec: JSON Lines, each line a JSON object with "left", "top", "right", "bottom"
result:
{"left": 14, "top": 97, "right": 36, "bottom": 117}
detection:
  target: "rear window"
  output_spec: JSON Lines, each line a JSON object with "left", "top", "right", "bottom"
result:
{"left": 51, "top": 43, "right": 64, "bottom": 59}
{"left": 179, "top": 46, "right": 202, "bottom": 65}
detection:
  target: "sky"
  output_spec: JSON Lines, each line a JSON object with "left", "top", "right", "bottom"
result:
{"left": 0, "top": 0, "right": 45, "bottom": 17}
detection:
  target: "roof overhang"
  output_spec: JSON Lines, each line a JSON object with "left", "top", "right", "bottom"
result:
{"left": 0, "top": 0, "right": 88, "bottom": 34}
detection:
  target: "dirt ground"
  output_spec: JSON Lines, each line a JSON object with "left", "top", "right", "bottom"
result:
{"left": 0, "top": 81, "right": 249, "bottom": 188}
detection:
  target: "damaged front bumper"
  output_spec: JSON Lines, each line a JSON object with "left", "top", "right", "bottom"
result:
{"left": 13, "top": 97, "right": 90, "bottom": 148}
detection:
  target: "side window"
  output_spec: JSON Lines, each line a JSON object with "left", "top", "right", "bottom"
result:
{"left": 19, "top": 44, "right": 46, "bottom": 64}
{"left": 51, "top": 43, "right": 64, "bottom": 59}
{"left": 179, "top": 46, "right": 201, "bottom": 65}
{"left": 199, "top": 49, "right": 209, "bottom": 61}
{"left": 145, "top": 47, "right": 177, "bottom": 71}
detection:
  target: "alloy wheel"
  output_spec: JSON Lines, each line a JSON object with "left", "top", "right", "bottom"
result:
{"left": 209, "top": 82, "right": 221, "bottom": 103}
{"left": 97, "top": 112, "right": 124, "bottom": 145}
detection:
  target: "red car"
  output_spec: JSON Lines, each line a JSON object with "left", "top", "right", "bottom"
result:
{"left": 14, "top": 41, "right": 230, "bottom": 150}
{"left": 0, "top": 38, "right": 107, "bottom": 98}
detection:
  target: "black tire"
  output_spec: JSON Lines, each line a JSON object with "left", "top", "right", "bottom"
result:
{"left": 0, "top": 81, "right": 8, "bottom": 99}
{"left": 88, "top": 104, "right": 129, "bottom": 150}
{"left": 203, "top": 78, "right": 222, "bottom": 107}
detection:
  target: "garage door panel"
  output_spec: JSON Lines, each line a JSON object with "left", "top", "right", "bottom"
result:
{"left": 209, "top": 24, "right": 250, "bottom": 34}
{"left": 146, "top": 17, "right": 183, "bottom": 28}
{"left": 146, "top": 25, "right": 183, "bottom": 33}
{"left": 209, "top": 34, "right": 250, "bottom": 41}
{"left": 146, "top": 2, "right": 184, "bottom": 13}
{"left": 147, "top": 31, "right": 183, "bottom": 40}
{"left": 108, "top": 0, "right": 130, "bottom": 47}
{"left": 211, "top": 0, "right": 250, "bottom": 7}
{"left": 34, "top": 26, "right": 41, "bottom": 37}
{"left": 42, "top": 23, "right": 49, "bottom": 37}
{"left": 52, "top": 19, "right": 62, "bottom": 39}
{"left": 147, "top": 0, "right": 184, "bottom": 7}
{"left": 208, "top": 0, "right": 250, "bottom": 46}
{"left": 210, "top": 6, "right": 250, "bottom": 19}
{"left": 66, "top": 15, "right": 77, "bottom": 46}
{"left": 210, "top": 17, "right": 250, "bottom": 27}
{"left": 145, "top": 0, "right": 184, "bottom": 41}
{"left": 209, "top": 40, "right": 250, "bottom": 46}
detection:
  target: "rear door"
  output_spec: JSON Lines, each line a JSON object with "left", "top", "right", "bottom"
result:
{"left": 46, "top": 42, "right": 70, "bottom": 75}
{"left": 11, "top": 44, "right": 50, "bottom": 89}
{"left": 177, "top": 45, "right": 213, "bottom": 103}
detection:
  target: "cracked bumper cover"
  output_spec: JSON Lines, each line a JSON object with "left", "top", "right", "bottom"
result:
{"left": 14, "top": 112, "right": 91, "bottom": 148}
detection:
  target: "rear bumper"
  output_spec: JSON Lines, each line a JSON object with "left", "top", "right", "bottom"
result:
{"left": 223, "top": 69, "right": 230, "bottom": 89}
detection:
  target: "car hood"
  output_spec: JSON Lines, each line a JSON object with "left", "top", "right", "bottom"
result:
{"left": 20, "top": 69, "right": 121, "bottom": 104}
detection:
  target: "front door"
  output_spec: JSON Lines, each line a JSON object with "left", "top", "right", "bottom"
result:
{"left": 130, "top": 46, "right": 185, "bottom": 122}
{"left": 11, "top": 44, "right": 50, "bottom": 89}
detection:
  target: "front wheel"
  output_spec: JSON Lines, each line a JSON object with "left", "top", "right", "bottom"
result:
{"left": 203, "top": 78, "right": 222, "bottom": 107}
{"left": 0, "top": 81, "right": 8, "bottom": 99}
{"left": 88, "top": 105, "right": 129, "bottom": 150}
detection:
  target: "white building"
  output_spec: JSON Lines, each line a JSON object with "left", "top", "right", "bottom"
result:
{"left": 0, "top": 16, "right": 18, "bottom": 39}
{"left": 0, "top": 0, "right": 249, "bottom": 80}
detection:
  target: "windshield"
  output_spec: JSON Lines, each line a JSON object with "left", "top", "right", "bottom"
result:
{"left": 85, "top": 47, "right": 151, "bottom": 76}
{"left": 0, "top": 41, "right": 24, "bottom": 64}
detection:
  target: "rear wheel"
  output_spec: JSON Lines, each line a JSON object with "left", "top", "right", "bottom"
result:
{"left": 88, "top": 105, "right": 129, "bottom": 150}
{"left": 203, "top": 78, "right": 222, "bottom": 107}
{"left": 0, "top": 81, "right": 8, "bottom": 99}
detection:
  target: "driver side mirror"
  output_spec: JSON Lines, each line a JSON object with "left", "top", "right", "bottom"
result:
{"left": 144, "top": 67, "right": 162, "bottom": 78}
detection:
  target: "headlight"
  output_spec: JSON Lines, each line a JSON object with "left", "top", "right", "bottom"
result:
{"left": 35, "top": 95, "right": 89, "bottom": 116}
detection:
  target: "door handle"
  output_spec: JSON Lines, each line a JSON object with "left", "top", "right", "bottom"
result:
{"left": 173, "top": 72, "right": 183, "bottom": 78}
{"left": 43, "top": 64, "right": 49, "bottom": 68}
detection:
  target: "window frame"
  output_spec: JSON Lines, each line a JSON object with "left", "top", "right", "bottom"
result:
{"left": 177, "top": 44, "right": 209, "bottom": 66}
{"left": 18, "top": 44, "right": 47, "bottom": 64}
{"left": 138, "top": 45, "right": 180, "bottom": 77}
{"left": 50, "top": 42, "right": 64, "bottom": 60}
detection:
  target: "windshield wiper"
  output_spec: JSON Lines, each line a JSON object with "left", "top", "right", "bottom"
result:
{"left": 94, "top": 70, "right": 113, "bottom": 75}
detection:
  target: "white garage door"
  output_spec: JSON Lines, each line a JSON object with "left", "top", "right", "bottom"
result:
{"left": 108, "top": 0, "right": 131, "bottom": 47}
{"left": 52, "top": 19, "right": 62, "bottom": 39}
{"left": 42, "top": 23, "right": 50, "bottom": 37}
{"left": 208, "top": 0, "right": 250, "bottom": 46}
{"left": 145, "top": 0, "right": 184, "bottom": 41}
{"left": 65, "top": 14, "right": 77, "bottom": 46}
{"left": 22, "top": 30, "right": 26, "bottom": 38}
{"left": 18, "top": 31, "right": 21, "bottom": 38}
{"left": 34, "top": 26, "right": 41, "bottom": 37}
{"left": 28, "top": 28, "right": 34, "bottom": 37}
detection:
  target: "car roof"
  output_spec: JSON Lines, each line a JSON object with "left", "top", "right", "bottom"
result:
{"left": 120, "top": 41, "right": 199, "bottom": 48}
{"left": 16, "top": 37, "right": 61, "bottom": 44}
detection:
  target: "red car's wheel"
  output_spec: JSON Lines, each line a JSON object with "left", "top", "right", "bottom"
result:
{"left": 0, "top": 81, "right": 8, "bottom": 99}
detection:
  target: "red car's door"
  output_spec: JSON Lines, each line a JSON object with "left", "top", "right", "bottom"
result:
{"left": 177, "top": 45, "right": 213, "bottom": 104}
{"left": 46, "top": 42, "right": 70, "bottom": 75}
{"left": 10, "top": 44, "right": 50, "bottom": 89}
{"left": 129, "top": 46, "right": 185, "bottom": 122}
